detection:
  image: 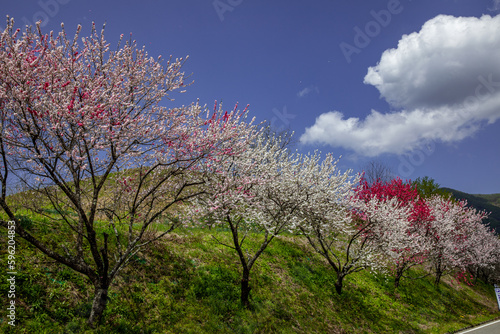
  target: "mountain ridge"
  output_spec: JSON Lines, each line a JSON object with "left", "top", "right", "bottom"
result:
{"left": 440, "top": 187, "right": 500, "bottom": 233}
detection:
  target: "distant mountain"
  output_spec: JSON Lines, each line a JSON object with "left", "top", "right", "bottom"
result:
{"left": 475, "top": 193, "right": 500, "bottom": 207}
{"left": 440, "top": 188, "right": 500, "bottom": 233}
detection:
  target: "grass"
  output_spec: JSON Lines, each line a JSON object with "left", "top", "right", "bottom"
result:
{"left": 0, "top": 223, "right": 498, "bottom": 333}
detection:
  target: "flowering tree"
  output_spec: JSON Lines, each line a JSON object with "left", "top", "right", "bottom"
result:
{"left": 300, "top": 175, "right": 434, "bottom": 294}
{"left": 425, "top": 196, "right": 489, "bottom": 286}
{"left": 192, "top": 133, "right": 304, "bottom": 308}
{"left": 355, "top": 178, "right": 433, "bottom": 289}
{"left": 291, "top": 154, "right": 371, "bottom": 295}
{"left": 463, "top": 222, "right": 500, "bottom": 284}
{"left": 0, "top": 18, "right": 255, "bottom": 327}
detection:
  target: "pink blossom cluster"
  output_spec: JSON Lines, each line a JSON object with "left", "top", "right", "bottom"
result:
{"left": 0, "top": 18, "right": 259, "bottom": 324}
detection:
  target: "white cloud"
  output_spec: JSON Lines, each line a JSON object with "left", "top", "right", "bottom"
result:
{"left": 364, "top": 15, "right": 500, "bottom": 110}
{"left": 297, "top": 85, "right": 319, "bottom": 98}
{"left": 301, "top": 14, "right": 500, "bottom": 156}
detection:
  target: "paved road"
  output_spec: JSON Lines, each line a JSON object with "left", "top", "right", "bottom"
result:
{"left": 455, "top": 319, "right": 500, "bottom": 334}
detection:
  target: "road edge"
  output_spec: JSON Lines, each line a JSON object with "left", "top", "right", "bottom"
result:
{"left": 446, "top": 316, "right": 500, "bottom": 334}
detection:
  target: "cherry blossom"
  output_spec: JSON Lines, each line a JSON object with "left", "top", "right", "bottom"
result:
{"left": 354, "top": 178, "right": 433, "bottom": 288}
{"left": 425, "top": 196, "right": 491, "bottom": 285}
{"left": 0, "top": 18, "right": 255, "bottom": 327}
{"left": 191, "top": 132, "right": 303, "bottom": 307}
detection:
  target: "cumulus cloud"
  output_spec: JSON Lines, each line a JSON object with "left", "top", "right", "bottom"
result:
{"left": 364, "top": 15, "right": 500, "bottom": 111}
{"left": 297, "top": 85, "right": 319, "bottom": 98}
{"left": 301, "top": 14, "right": 500, "bottom": 156}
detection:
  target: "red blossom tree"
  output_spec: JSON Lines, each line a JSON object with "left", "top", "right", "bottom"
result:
{"left": 355, "top": 177, "right": 433, "bottom": 288}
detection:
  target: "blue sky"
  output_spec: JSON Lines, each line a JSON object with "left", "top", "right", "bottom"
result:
{"left": 2, "top": 0, "right": 500, "bottom": 194}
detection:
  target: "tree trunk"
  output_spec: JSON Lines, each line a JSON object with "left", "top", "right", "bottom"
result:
{"left": 434, "top": 258, "right": 443, "bottom": 287}
{"left": 474, "top": 267, "right": 480, "bottom": 284}
{"left": 241, "top": 268, "right": 251, "bottom": 308}
{"left": 434, "top": 270, "right": 443, "bottom": 287}
{"left": 334, "top": 275, "right": 344, "bottom": 295}
{"left": 394, "top": 275, "right": 401, "bottom": 289}
{"left": 88, "top": 285, "right": 109, "bottom": 328}
{"left": 394, "top": 266, "right": 404, "bottom": 289}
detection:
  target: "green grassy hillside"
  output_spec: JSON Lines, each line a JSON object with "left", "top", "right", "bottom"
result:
{"left": 1, "top": 226, "right": 498, "bottom": 333}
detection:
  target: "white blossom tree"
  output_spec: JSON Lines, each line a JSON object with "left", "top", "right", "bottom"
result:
{"left": 298, "top": 174, "right": 437, "bottom": 293}
{"left": 0, "top": 18, "right": 255, "bottom": 327}
{"left": 191, "top": 133, "right": 304, "bottom": 308}
{"left": 306, "top": 196, "right": 416, "bottom": 294}
{"left": 283, "top": 153, "right": 376, "bottom": 295}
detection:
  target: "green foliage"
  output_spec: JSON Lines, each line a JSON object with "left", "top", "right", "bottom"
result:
{"left": 412, "top": 176, "right": 451, "bottom": 199}
{"left": 14, "top": 214, "right": 34, "bottom": 230}
{"left": 191, "top": 265, "right": 240, "bottom": 315}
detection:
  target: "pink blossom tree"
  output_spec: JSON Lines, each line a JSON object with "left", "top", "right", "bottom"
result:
{"left": 0, "top": 18, "right": 255, "bottom": 327}
{"left": 425, "top": 196, "right": 489, "bottom": 286}
{"left": 463, "top": 222, "right": 499, "bottom": 284}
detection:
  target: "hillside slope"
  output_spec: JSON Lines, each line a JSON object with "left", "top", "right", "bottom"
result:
{"left": 441, "top": 188, "right": 500, "bottom": 233}
{"left": 1, "top": 228, "right": 498, "bottom": 333}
